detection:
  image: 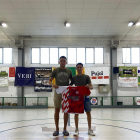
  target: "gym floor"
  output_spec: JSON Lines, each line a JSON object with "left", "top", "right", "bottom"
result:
{"left": 0, "top": 108, "right": 140, "bottom": 140}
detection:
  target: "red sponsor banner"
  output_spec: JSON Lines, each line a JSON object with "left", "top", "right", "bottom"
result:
{"left": 104, "top": 76, "right": 109, "bottom": 79}
{"left": 98, "top": 76, "right": 103, "bottom": 79}
{"left": 9, "top": 67, "right": 15, "bottom": 77}
{"left": 91, "top": 76, "right": 97, "bottom": 79}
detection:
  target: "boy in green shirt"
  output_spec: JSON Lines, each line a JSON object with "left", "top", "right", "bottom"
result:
{"left": 49, "top": 56, "right": 72, "bottom": 136}
{"left": 70, "top": 63, "right": 95, "bottom": 136}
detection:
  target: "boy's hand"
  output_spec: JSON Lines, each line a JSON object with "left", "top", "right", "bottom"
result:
{"left": 85, "top": 84, "right": 90, "bottom": 89}
{"left": 52, "top": 84, "right": 59, "bottom": 89}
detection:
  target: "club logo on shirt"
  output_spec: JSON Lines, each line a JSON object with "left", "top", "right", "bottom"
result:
{"left": 67, "top": 89, "right": 79, "bottom": 101}
{"left": 67, "top": 95, "right": 79, "bottom": 100}
{"left": 57, "top": 72, "right": 69, "bottom": 82}
{"left": 76, "top": 91, "right": 79, "bottom": 94}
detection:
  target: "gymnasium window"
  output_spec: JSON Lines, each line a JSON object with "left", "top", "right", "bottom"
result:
{"left": 59, "top": 48, "right": 67, "bottom": 58}
{"left": 41, "top": 48, "right": 49, "bottom": 64}
{"left": 131, "top": 48, "right": 139, "bottom": 63}
{"left": 86, "top": 48, "right": 94, "bottom": 63}
{"left": 0, "top": 48, "right": 12, "bottom": 64}
{"left": 123, "top": 48, "right": 130, "bottom": 63}
{"left": 32, "top": 48, "right": 39, "bottom": 63}
{"left": 123, "top": 47, "right": 140, "bottom": 64}
{"left": 50, "top": 48, "right": 58, "bottom": 64}
{"left": 77, "top": 48, "right": 85, "bottom": 64}
{"left": 95, "top": 48, "right": 103, "bottom": 64}
{"left": 0, "top": 48, "right": 2, "bottom": 63}
{"left": 31, "top": 47, "right": 104, "bottom": 64}
{"left": 68, "top": 48, "right": 76, "bottom": 64}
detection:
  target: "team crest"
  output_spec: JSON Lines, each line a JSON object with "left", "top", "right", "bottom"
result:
{"left": 91, "top": 98, "right": 98, "bottom": 105}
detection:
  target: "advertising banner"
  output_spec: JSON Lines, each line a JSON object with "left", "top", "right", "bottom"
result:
{"left": 0, "top": 67, "right": 8, "bottom": 86}
{"left": 118, "top": 77, "right": 138, "bottom": 87}
{"left": 9, "top": 67, "right": 15, "bottom": 82}
{"left": 138, "top": 67, "right": 140, "bottom": 86}
{"left": 85, "top": 67, "right": 109, "bottom": 84}
{"left": 15, "top": 67, "right": 35, "bottom": 86}
{"left": 136, "top": 97, "right": 140, "bottom": 105}
{"left": 119, "top": 66, "right": 137, "bottom": 77}
{"left": 35, "top": 67, "right": 52, "bottom": 92}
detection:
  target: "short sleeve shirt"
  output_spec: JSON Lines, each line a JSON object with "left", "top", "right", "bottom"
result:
{"left": 50, "top": 68, "right": 72, "bottom": 86}
{"left": 70, "top": 74, "right": 91, "bottom": 86}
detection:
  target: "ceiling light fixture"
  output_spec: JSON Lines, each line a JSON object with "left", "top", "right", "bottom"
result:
{"left": 0, "top": 22, "right": 7, "bottom": 27}
{"left": 64, "top": 22, "right": 70, "bottom": 27}
{"left": 136, "top": 22, "right": 140, "bottom": 26}
{"left": 128, "top": 22, "right": 134, "bottom": 27}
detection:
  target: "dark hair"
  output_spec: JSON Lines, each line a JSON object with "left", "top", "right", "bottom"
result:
{"left": 76, "top": 63, "right": 83, "bottom": 67}
{"left": 59, "top": 56, "right": 67, "bottom": 60}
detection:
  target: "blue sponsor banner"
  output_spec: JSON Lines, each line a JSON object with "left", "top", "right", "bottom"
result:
{"left": 138, "top": 70, "right": 140, "bottom": 73}
{"left": 15, "top": 67, "right": 35, "bottom": 86}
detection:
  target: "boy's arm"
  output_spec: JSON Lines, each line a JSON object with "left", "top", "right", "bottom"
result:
{"left": 69, "top": 70, "right": 72, "bottom": 81}
{"left": 49, "top": 77, "right": 58, "bottom": 89}
{"left": 85, "top": 83, "right": 93, "bottom": 90}
{"left": 49, "top": 69, "right": 59, "bottom": 89}
{"left": 69, "top": 77, "right": 74, "bottom": 86}
{"left": 85, "top": 76, "right": 93, "bottom": 90}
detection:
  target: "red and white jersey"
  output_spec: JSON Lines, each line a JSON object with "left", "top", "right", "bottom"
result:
{"left": 60, "top": 86, "right": 90, "bottom": 114}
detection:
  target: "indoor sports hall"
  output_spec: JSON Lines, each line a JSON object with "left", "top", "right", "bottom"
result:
{"left": 0, "top": 0, "right": 140, "bottom": 140}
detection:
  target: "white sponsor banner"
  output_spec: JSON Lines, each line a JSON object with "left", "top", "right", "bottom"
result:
{"left": 118, "top": 77, "right": 138, "bottom": 87}
{"left": 0, "top": 67, "right": 8, "bottom": 86}
{"left": 138, "top": 67, "right": 140, "bottom": 76}
{"left": 85, "top": 67, "right": 109, "bottom": 84}
{"left": 136, "top": 97, "right": 140, "bottom": 105}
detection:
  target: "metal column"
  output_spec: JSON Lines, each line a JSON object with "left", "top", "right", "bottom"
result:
{"left": 68, "top": 114, "right": 70, "bottom": 126}
{"left": 17, "top": 47, "right": 24, "bottom": 106}
{"left": 111, "top": 48, "right": 117, "bottom": 105}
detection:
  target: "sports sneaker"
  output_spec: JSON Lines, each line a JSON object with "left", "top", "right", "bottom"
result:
{"left": 88, "top": 129, "right": 95, "bottom": 136}
{"left": 73, "top": 128, "right": 79, "bottom": 136}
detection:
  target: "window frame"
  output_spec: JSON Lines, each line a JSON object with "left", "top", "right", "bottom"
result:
{"left": 0, "top": 47, "right": 12, "bottom": 64}
{"left": 131, "top": 47, "right": 140, "bottom": 64}
{"left": 59, "top": 48, "right": 67, "bottom": 59}
{"left": 122, "top": 47, "right": 131, "bottom": 64}
{"left": 0, "top": 48, "right": 3, "bottom": 64}
{"left": 68, "top": 47, "right": 77, "bottom": 64}
{"left": 76, "top": 47, "right": 86, "bottom": 64}
{"left": 85, "top": 47, "right": 94, "bottom": 64}
{"left": 95, "top": 47, "right": 104, "bottom": 64}
{"left": 31, "top": 47, "right": 40, "bottom": 64}
{"left": 50, "top": 47, "right": 59, "bottom": 64}
{"left": 41, "top": 48, "right": 50, "bottom": 64}
{"left": 122, "top": 47, "right": 140, "bottom": 64}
